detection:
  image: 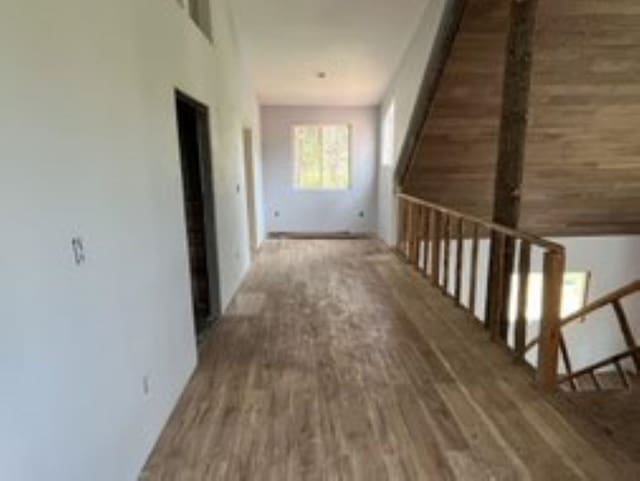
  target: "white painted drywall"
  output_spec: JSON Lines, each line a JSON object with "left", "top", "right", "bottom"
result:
{"left": 377, "top": 0, "right": 447, "bottom": 245}
{"left": 558, "top": 236, "right": 640, "bottom": 371}
{"left": 261, "top": 106, "right": 378, "bottom": 234}
{"left": 0, "top": 1, "right": 263, "bottom": 480}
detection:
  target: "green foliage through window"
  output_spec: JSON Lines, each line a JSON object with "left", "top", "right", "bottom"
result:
{"left": 293, "top": 125, "right": 351, "bottom": 189}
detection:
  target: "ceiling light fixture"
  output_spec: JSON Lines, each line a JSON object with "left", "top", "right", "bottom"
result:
{"left": 316, "top": 72, "right": 327, "bottom": 79}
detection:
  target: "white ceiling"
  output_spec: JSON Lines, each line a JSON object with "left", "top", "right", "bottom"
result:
{"left": 230, "top": 0, "right": 430, "bottom": 106}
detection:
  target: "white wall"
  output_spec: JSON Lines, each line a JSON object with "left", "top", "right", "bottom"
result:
{"left": 558, "top": 236, "right": 640, "bottom": 371}
{"left": 0, "top": 1, "right": 262, "bottom": 480}
{"left": 261, "top": 106, "right": 378, "bottom": 234}
{"left": 377, "top": 0, "right": 448, "bottom": 245}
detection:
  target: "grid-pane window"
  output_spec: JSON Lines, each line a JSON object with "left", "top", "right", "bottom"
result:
{"left": 293, "top": 125, "right": 351, "bottom": 190}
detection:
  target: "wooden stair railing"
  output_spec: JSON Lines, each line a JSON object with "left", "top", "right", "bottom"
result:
{"left": 525, "top": 280, "right": 640, "bottom": 391}
{"left": 560, "top": 347, "right": 640, "bottom": 391}
{"left": 396, "top": 193, "right": 566, "bottom": 390}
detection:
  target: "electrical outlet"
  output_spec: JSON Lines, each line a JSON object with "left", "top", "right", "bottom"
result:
{"left": 274, "top": 210, "right": 280, "bottom": 218}
{"left": 359, "top": 211, "right": 365, "bottom": 218}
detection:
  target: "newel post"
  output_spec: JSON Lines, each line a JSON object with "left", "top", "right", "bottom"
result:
{"left": 537, "top": 249, "right": 565, "bottom": 390}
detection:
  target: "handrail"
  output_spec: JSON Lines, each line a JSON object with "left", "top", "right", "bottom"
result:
{"left": 560, "top": 346, "right": 640, "bottom": 390}
{"left": 396, "top": 193, "right": 566, "bottom": 390}
{"left": 397, "top": 194, "right": 564, "bottom": 252}
{"left": 524, "top": 280, "right": 640, "bottom": 353}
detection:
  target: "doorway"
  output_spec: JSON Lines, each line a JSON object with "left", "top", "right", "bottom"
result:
{"left": 242, "top": 128, "right": 259, "bottom": 259}
{"left": 175, "top": 90, "right": 220, "bottom": 342}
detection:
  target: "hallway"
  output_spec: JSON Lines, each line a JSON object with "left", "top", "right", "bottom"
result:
{"left": 142, "top": 240, "right": 636, "bottom": 480}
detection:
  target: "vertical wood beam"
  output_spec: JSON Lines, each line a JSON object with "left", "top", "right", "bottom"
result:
{"left": 488, "top": 0, "right": 540, "bottom": 341}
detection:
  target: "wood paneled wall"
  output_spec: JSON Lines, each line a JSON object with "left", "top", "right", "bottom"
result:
{"left": 403, "top": 0, "right": 640, "bottom": 236}
{"left": 403, "top": 0, "right": 509, "bottom": 220}
{"left": 522, "top": 0, "right": 640, "bottom": 235}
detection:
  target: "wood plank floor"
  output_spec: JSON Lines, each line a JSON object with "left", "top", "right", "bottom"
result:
{"left": 142, "top": 239, "right": 640, "bottom": 481}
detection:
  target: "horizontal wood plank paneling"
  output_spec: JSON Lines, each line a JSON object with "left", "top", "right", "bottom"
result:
{"left": 522, "top": 0, "right": 640, "bottom": 235}
{"left": 403, "top": 0, "right": 640, "bottom": 236}
{"left": 403, "top": 0, "right": 509, "bottom": 220}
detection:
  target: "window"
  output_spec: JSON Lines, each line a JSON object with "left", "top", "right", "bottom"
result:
{"left": 508, "top": 271, "right": 590, "bottom": 322}
{"left": 188, "top": 0, "right": 212, "bottom": 40}
{"left": 293, "top": 125, "right": 351, "bottom": 190}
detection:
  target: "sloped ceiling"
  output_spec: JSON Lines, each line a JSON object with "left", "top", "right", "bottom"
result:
{"left": 230, "top": 0, "right": 430, "bottom": 106}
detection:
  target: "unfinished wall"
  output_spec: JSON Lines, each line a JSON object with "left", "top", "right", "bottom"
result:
{"left": 0, "top": 1, "right": 262, "bottom": 480}
{"left": 262, "top": 106, "right": 378, "bottom": 234}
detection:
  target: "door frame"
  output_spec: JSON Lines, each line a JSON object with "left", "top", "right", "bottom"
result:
{"left": 242, "top": 128, "right": 259, "bottom": 259}
{"left": 175, "top": 89, "right": 221, "bottom": 340}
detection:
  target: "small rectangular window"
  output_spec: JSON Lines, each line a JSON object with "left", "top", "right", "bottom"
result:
{"left": 508, "top": 271, "right": 590, "bottom": 322}
{"left": 189, "top": 0, "right": 212, "bottom": 40}
{"left": 293, "top": 125, "right": 351, "bottom": 190}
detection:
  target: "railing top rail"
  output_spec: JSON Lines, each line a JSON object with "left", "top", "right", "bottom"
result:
{"left": 398, "top": 193, "right": 564, "bottom": 253}
{"left": 524, "top": 279, "right": 640, "bottom": 353}
{"left": 561, "top": 345, "right": 640, "bottom": 383}
{"left": 559, "top": 280, "right": 640, "bottom": 327}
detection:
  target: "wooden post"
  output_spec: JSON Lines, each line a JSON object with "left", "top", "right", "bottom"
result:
{"left": 537, "top": 249, "right": 565, "bottom": 390}
{"left": 488, "top": 233, "right": 507, "bottom": 341}
{"left": 487, "top": 0, "right": 539, "bottom": 342}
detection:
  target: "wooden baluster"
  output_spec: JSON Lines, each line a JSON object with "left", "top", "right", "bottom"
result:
{"left": 409, "top": 205, "right": 421, "bottom": 266}
{"left": 537, "top": 249, "right": 565, "bottom": 390}
{"left": 431, "top": 211, "right": 442, "bottom": 287}
{"left": 488, "top": 232, "right": 506, "bottom": 340}
{"left": 589, "top": 371, "right": 602, "bottom": 391}
{"left": 443, "top": 214, "right": 451, "bottom": 293}
{"left": 515, "top": 240, "right": 531, "bottom": 359}
{"left": 422, "top": 208, "right": 432, "bottom": 277}
{"left": 614, "top": 360, "right": 630, "bottom": 389}
{"left": 454, "top": 217, "right": 464, "bottom": 305}
{"left": 559, "top": 335, "right": 577, "bottom": 391}
{"left": 405, "top": 202, "right": 414, "bottom": 260}
{"left": 612, "top": 300, "right": 640, "bottom": 372}
{"left": 468, "top": 224, "right": 479, "bottom": 317}
{"left": 396, "top": 197, "right": 405, "bottom": 254}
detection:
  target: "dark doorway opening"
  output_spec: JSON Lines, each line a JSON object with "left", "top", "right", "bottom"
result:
{"left": 175, "top": 90, "right": 220, "bottom": 343}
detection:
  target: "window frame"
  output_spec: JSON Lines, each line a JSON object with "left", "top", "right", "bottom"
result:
{"left": 290, "top": 123, "right": 354, "bottom": 192}
{"left": 507, "top": 270, "right": 591, "bottom": 323}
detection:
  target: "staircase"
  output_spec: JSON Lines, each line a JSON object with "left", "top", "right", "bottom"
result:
{"left": 527, "top": 280, "right": 640, "bottom": 393}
